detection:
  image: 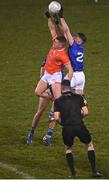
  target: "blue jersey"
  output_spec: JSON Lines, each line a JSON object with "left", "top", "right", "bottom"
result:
{"left": 61, "top": 64, "right": 65, "bottom": 80}
{"left": 41, "top": 58, "right": 46, "bottom": 67}
{"left": 68, "top": 42, "right": 84, "bottom": 72}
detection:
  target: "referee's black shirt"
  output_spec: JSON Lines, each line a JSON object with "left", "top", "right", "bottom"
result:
{"left": 54, "top": 91, "right": 86, "bottom": 126}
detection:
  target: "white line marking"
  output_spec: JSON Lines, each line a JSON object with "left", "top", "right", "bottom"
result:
{"left": 0, "top": 162, "right": 35, "bottom": 179}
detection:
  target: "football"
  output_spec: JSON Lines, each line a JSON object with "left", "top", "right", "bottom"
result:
{"left": 48, "top": 1, "right": 61, "bottom": 14}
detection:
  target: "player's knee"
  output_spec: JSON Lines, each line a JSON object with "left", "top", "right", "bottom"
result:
{"left": 65, "top": 149, "right": 72, "bottom": 154}
{"left": 35, "top": 89, "right": 40, "bottom": 96}
{"left": 86, "top": 141, "right": 94, "bottom": 151}
{"left": 65, "top": 145, "right": 72, "bottom": 154}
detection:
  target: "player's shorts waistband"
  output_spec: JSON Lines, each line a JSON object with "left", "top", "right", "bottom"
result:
{"left": 44, "top": 70, "right": 62, "bottom": 75}
{"left": 74, "top": 70, "right": 84, "bottom": 73}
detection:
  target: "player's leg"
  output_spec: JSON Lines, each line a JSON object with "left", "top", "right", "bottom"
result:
{"left": 74, "top": 72, "right": 85, "bottom": 95}
{"left": 50, "top": 71, "right": 62, "bottom": 99}
{"left": 43, "top": 120, "right": 56, "bottom": 145}
{"left": 43, "top": 84, "right": 61, "bottom": 145}
{"left": 35, "top": 79, "right": 50, "bottom": 98}
{"left": 71, "top": 72, "right": 85, "bottom": 95}
{"left": 51, "top": 82, "right": 61, "bottom": 99}
{"left": 77, "top": 124, "right": 103, "bottom": 177}
{"left": 43, "top": 102, "right": 56, "bottom": 145}
{"left": 32, "top": 97, "right": 49, "bottom": 128}
{"left": 65, "top": 146, "right": 76, "bottom": 178}
{"left": 62, "top": 126, "right": 76, "bottom": 177}
{"left": 86, "top": 142, "right": 103, "bottom": 177}
{"left": 27, "top": 97, "right": 49, "bottom": 144}
{"left": 43, "top": 72, "right": 62, "bottom": 145}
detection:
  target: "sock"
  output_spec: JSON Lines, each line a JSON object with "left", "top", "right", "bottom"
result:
{"left": 66, "top": 153, "right": 75, "bottom": 176}
{"left": 46, "top": 128, "right": 54, "bottom": 137}
{"left": 30, "top": 127, "right": 35, "bottom": 134}
{"left": 49, "top": 111, "right": 54, "bottom": 121}
{"left": 88, "top": 150, "right": 96, "bottom": 173}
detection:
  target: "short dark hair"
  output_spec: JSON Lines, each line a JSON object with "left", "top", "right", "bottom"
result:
{"left": 62, "top": 79, "right": 70, "bottom": 87}
{"left": 77, "top": 33, "right": 87, "bottom": 43}
{"left": 56, "top": 36, "right": 67, "bottom": 45}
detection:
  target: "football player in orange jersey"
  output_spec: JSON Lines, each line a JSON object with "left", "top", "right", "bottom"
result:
{"left": 27, "top": 12, "right": 73, "bottom": 144}
{"left": 35, "top": 17, "right": 73, "bottom": 100}
{"left": 27, "top": 58, "right": 54, "bottom": 144}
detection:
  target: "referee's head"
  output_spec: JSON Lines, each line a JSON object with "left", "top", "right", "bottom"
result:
{"left": 61, "top": 79, "right": 71, "bottom": 93}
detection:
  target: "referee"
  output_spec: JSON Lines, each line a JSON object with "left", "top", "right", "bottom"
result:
{"left": 54, "top": 79, "right": 102, "bottom": 178}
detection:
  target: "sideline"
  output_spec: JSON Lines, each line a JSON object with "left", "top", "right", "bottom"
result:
{"left": 0, "top": 162, "right": 35, "bottom": 179}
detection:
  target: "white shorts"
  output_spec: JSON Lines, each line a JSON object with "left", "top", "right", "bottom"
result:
{"left": 41, "top": 71, "right": 62, "bottom": 85}
{"left": 70, "top": 71, "right": 85, "bottom": 90}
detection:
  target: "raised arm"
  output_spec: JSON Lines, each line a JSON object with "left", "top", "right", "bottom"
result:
{"left": 45, "top": 10, "right": 64, "bottom": 39}
{"left": 48, "top": 18, "right": 64, "bottom": 39}
{"left": 64, "top": 63, "right": 73, "bottom": 81}
{"left": 60, "top": 18, "right": 74, "bottom": 46}
{"left": 48, "top": 18, "right": 57, "bottom": 39}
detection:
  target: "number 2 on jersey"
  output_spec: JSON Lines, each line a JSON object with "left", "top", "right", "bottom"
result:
{"left": 76, "top": 52, "right": 83, "bottom": 62}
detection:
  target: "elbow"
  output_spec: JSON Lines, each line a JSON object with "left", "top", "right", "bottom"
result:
{"left": 64, "top": 27, "right": 69, "bottom": 34}
{"left": 81, "top": 107, "right": 89, "bottom": 117}
{"left": 84, "top": 109, "right": 89, "bottom": 117}
{"left": 85, "top": 109, "right": 89, "bottom": 116}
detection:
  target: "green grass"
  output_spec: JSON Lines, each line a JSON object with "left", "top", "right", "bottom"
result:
{"left": 0, "top": 0, "right": 109, "bottom": 178}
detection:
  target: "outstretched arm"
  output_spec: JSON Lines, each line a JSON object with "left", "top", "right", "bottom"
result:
{"left": 45, "top": 10, "right": 64, "bottom": 39}
{"left": 48, "top": 18, "right": 57, "bottom": 39}
{"left": 60, "top": 18, "right": 74, "bottom": 46}
{"left": 64, "top": 63, "right": 73, "bottom": 81}
{"left": 48, "top": 18, "right": 64, "bottom": 39}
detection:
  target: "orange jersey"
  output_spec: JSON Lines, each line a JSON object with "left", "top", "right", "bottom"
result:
{"left": 44, "top": 47, "right": 70, "bottom": 74}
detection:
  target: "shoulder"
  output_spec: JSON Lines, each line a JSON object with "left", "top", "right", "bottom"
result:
{"left": 79, "top": 44, "right": 84, "bottom": 50}
{"left": 73, "top": 93, "right": 83, "bottom": 100}
{"left": 75, "top": 95, "right": 87, "bottom": 106}
{"left": 76, "top": 94, "right": 84, "bottom": 100}
{"left": 69, "top": 41, "right": 77, "bottom": 48}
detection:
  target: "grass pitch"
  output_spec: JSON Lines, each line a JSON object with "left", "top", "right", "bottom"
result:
{"left": 0, "top": 0, "right": 109, "bottom": 178}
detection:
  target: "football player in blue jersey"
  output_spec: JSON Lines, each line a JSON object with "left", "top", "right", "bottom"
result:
{"left": 60, "top": 18, "right": 87, "bottom": 95}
